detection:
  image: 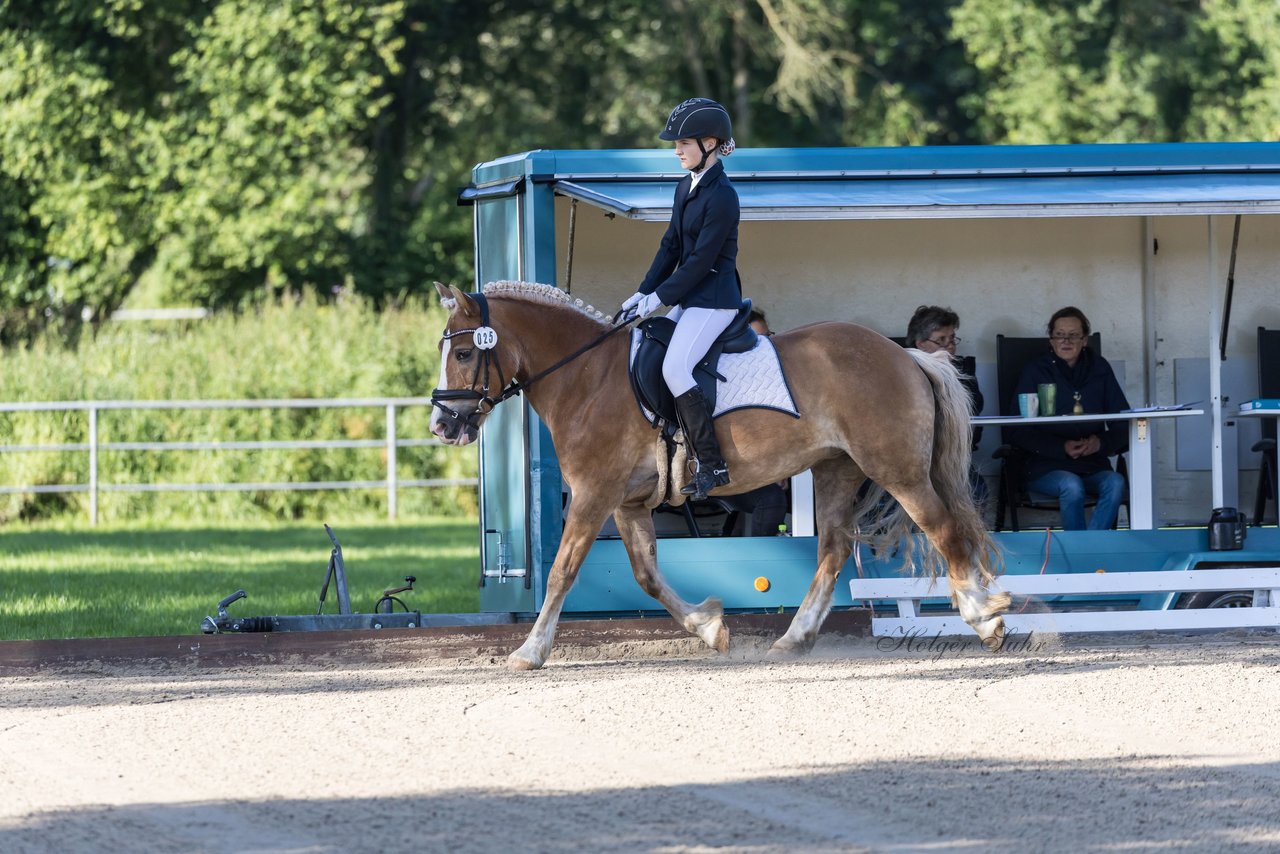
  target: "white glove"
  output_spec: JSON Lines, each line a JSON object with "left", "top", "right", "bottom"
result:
{"left": 636, "top": 292, "right": 663, "bottom": 317}
{"left": 621, "top": 291, "right": 645, "bottom": 311}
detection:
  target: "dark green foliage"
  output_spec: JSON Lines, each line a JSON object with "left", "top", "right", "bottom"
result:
{"left": 3, "top": 0, "right": 1279, "bottom": 337}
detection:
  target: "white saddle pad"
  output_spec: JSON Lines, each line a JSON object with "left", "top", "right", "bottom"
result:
{"left": 712, "top": 337, "right": 799, "bottom": 417}
{"left": 630, "top": 332, "right": 800, "bottom": 421}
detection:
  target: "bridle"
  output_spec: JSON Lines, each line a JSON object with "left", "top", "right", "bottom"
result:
{"left": 430, "top": 291, "right": 638, "bottom": 435}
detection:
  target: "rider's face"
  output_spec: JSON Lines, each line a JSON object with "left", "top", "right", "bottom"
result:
{"left": 675, "top": 138, "right": 717, "bottom": 171}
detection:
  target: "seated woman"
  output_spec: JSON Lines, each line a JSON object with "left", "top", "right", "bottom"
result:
{"left": 1009, "top": 306, "right": 1129, "bottom": 530}
{"left": 905, "top": 305, "right": 987, "bottom": 503}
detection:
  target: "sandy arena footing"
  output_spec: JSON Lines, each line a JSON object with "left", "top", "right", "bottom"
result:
{"left": 2, "top": 623, "right": 1278, "bottom": 853}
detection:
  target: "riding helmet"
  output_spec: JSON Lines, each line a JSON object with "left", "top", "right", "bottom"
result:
{"left": 660, "top": 98, "right": 733, "bottom": 144}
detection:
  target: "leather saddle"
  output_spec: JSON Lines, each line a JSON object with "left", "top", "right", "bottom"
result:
{"left": 628, "top": 300, "right": 758, "bottom": 432}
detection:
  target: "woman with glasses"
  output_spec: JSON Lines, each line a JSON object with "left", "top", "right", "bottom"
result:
{"left": 905, "top": 305, "right": 987, "bottom": 502}
{"left": 1009, "top": 306, "right": 1129, "bottom": 530}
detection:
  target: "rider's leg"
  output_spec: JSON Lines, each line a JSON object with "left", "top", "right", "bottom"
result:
{"left": 663, "top": 307, "right": 736, "bottom": 500}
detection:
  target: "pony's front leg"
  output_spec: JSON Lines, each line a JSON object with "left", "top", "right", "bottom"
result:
{"left": 613, "top": 502, "right": 729, "bottom": 653}
{"left": 508, "top": 504, "right": 611, "bottom": 671}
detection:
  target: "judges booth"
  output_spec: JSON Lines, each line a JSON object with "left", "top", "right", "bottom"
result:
{"left": 458, "top": 143, "right": 1280, "bottom": 616}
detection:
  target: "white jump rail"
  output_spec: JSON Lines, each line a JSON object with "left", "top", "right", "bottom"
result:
{"left": 850, "top": 568, "right": 1280, "bottom": 637}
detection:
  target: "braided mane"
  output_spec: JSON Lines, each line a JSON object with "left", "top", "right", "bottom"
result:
{"left": 478, "top": 281, "right": 611, "bottom": 327}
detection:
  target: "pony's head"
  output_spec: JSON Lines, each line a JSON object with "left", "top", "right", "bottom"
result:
{"left": 429, "top": 282, "right": 513, "bottom": 446}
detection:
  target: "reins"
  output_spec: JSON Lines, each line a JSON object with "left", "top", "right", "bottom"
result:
{"left": 430, "top": 293, "right": 639, "bottom": 432}
{"left": 502, "top": 308, "right": 637, "bottom": 402}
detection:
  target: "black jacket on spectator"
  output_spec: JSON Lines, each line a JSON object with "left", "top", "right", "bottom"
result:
{"left": 1009, "top": 347, "right": 1130, "bottom": 479}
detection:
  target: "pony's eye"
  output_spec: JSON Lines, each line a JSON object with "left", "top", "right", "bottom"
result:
{"left": 455, "top": 349, "right": 473, "bottom": 362}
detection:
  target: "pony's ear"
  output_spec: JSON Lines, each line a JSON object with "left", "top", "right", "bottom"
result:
{"left": 448, "top": 285, "right": 482, "bottom": 320}
{"left": 433, "top": 281, "right": 455, "bottom": 306}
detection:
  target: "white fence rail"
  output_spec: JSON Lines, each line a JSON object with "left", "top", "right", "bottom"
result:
{"left": 0, "top": 397, "right": 476, "bottom": 524}
{"left": 851, "top": 568, "right": 1280, "bottom": 637}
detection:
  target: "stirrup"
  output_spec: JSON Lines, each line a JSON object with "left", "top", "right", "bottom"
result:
{"left": 680, "top": 465, "right": 730, "bottom": 501}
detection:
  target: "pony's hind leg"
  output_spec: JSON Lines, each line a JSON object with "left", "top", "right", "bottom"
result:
{"left": 888, "top": 483, "right": 1009, "bottom": 650}
{"left": 770, "top": 457, "right": 862, "bottom": 657}
{"left": 614, "top": 501, "right": 729, "bottom": 653}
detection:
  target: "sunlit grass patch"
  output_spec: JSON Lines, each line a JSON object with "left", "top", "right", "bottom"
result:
{"left": 0, "top": 516, "right": 480, "bottom": 640}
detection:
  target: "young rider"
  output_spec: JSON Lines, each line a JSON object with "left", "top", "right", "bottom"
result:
{"left": 620, "top": 97, "right": 741, "bottom": 501}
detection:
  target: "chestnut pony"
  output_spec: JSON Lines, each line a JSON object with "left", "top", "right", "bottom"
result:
{"left": 430, "top": 282, "right": 1008, "bottom": 670}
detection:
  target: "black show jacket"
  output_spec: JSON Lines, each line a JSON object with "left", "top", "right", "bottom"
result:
{"left": 638, "top": 160, "right": 741, "bottom": 310}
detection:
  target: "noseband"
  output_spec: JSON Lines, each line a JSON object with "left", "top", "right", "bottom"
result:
{"left": 430, "top": 293, "right": 638, "bottom": 434}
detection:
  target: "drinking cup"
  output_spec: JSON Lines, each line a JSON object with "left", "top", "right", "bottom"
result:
{"left": 1018, "top": 393, "right": 1039, "bottom": 418}
{"left": 1037, "top": 383, "right": 1057, "bottom": 416}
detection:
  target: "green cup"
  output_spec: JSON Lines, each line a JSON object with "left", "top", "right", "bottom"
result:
{"left": 1037, "top": 383, "right": 1057, "bottom": 416}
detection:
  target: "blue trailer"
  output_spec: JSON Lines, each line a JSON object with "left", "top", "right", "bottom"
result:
{"left": 457, "top": 142, "right": 1280, "bottom": 622}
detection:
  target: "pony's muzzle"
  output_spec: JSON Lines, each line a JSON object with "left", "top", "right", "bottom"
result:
{"left": 430, "top": 404, "right": 482, "bottom": 446}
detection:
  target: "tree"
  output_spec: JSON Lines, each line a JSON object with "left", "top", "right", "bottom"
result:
{"left": 5, "top": 0, "right": 1280, "bottom": 338}
{"left": 950, "top": 0, "right": 1280, "bottom": 143}
{"left": 158, "top": 0, "right": 404, "bottom": 305}
{"left": 0, "top": 0, "right": 200, "bottom": 337}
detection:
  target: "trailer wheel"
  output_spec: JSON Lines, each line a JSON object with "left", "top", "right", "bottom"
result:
{"left": 1179, "top": 591, "right": 1255, "bottom": 609}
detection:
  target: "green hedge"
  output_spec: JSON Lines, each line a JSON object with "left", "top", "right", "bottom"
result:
{"left": 0, "top": 294, "right": 477, "bottom": 524}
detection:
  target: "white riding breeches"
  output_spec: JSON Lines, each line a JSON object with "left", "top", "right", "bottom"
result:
{"left": 662, "top": 306, "right": 737, "bottom": 396}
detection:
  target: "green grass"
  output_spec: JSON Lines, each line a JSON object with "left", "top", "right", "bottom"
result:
{"left": 0, "top": 516, "right": 480, "bottom": 640}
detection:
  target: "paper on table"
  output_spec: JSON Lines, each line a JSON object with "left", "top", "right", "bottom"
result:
{"left": 1121, "top": 402, "right": 1199, "bottom": 413}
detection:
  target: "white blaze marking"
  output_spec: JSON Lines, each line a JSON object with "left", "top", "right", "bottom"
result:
{"left": 429, "top": 337, "right": 451, "bottom": 436}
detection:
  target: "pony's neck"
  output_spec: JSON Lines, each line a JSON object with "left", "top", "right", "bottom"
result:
{"left": 492, "top": 297, "right": 625, "bottom": 426}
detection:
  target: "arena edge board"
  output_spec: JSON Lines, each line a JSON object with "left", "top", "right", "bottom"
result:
{"left": 0, "top": 610, "right": 870, "bottom": 672}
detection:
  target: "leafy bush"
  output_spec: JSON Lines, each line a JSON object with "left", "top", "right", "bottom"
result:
{"left": 0, "top": 293, "right": 477, "bottom": 524}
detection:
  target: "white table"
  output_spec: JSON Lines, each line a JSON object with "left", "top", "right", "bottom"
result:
{"left": 1235, "top": 408, "right": 1280, "bottom": 420}
{"left": 973, "top": 409, "right": 1204, "bottom": 530}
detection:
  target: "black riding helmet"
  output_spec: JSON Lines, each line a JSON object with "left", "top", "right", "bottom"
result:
{"left": 660, "top": 98, "right": 735, "bottom": 172}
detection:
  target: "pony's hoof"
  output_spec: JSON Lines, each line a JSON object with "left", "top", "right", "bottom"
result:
{"left": 709, "top": 622, "right": 730, "bottom": 653}
{"left": 507, "top": 650, "right": 544, "bottom": 671}
{"left": 690, "top": 597, "right": 728, "bottom": 652}
{"left": 977, "top": 617, "right": 1006, "bottom": 652}
{"left": 694, "top": 618, "right": 729, "bottom": 653}
{"left": 766, "top": 638, "right": 811, "bottom": 659}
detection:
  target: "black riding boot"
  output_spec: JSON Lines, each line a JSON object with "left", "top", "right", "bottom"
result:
{"left": 674, "top": 387, "right": 731, "bottom": 501}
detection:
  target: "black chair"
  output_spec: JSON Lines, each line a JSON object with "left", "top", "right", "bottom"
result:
{"left": 991, "top": 333, "right": 1126, "bottom": 531}
{"left": 1250, "top": 327, "right": 1280, "bottom": 526}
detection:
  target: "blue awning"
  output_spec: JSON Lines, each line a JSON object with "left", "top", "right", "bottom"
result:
{"left": 554, "top": 172, "right": 1280, "bottom": 221}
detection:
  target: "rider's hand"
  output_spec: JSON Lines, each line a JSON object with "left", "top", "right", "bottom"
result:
{"left": 635, "top": 292, "right": 663, "bottom": 317}
{"left": 621, "top": 291, "right": 645, "bottom": 312}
